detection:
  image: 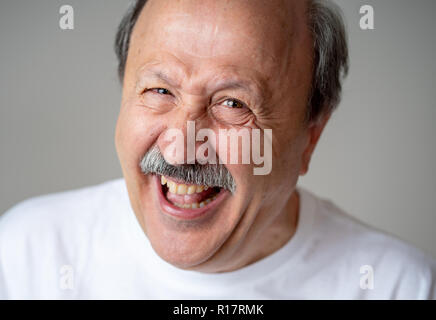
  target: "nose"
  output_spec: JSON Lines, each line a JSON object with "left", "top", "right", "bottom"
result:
{"left": 159, "top": 125, "right": 186, "bottom": 165}
{"left": 182, "top": 95, "right": 209, "bottom": 121}
{"left": 157, "top": 107, "right": 214, "bottom": 166}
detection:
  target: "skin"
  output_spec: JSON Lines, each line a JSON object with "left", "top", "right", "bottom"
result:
{"left": 115, "top": 0, "right": 330, "bottom": 273}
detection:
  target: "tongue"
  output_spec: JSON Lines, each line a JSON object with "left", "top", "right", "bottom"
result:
{"left": 166, "top": 188, "right": 215, "bottom": 205}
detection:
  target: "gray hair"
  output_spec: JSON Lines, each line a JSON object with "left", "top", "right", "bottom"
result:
{"left": 115, "top": 0, "right": 349, "bottom": 122}
{"left": 140, "top": 146, "right": 237, "bottom": 193}
{"left": 307, "top": 0, "right": 349, "bottom": 121}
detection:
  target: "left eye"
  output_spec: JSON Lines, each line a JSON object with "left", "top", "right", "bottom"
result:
{"left": 222, "top": 99, "right": 245, "bottom": 109}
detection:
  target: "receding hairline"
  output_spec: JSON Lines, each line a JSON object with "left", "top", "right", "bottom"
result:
{"left": 119, "top": 0, "right": 318, "bottom": 80}
{"left": 129, "top": 0, "right": 313, "bottom": 51}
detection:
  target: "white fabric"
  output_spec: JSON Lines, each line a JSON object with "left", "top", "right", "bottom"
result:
{"left": 0, "top": 178, "right": 435, "bottom": 299}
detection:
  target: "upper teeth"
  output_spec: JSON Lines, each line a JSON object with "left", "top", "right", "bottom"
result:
{"left": 161, "top": 176, "right": 209, "bottom": 195}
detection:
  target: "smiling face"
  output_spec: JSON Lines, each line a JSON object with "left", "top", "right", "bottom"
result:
{"left": 115, "top": 0, "right": 328, "bottom": 272}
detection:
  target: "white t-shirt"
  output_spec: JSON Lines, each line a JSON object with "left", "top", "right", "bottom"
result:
{"left": 0, "top": 178, "right": 434, "bottom": 299}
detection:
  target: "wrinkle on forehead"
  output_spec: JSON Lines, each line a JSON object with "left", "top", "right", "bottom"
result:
{"left": 162, "top": 22, "right": 284, "bottom": 67}
{"left": 128, "top": 0, "right": 313, "bottom": 98}
{"left": 135, "top": 0, "right": 306, "bottom": 66}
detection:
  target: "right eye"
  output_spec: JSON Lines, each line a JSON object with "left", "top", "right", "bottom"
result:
{"left": 148, "top": 88, "right": 172, "bottom": 95}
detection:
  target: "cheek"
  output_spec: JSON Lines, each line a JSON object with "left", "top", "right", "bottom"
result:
{"left": 262, "top": 130, "right": 307, "bottom": 197}
{"left": 115, "top": 100, "right": 166, "bottom": 173}
{"left": 210, "top": 106, "right": 255, "bottom": 127}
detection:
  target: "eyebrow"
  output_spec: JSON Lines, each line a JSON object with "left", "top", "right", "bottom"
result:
{"left": 211, "top": 77, "right": 264, "bottom": 102}
{"left": 147, "top": 70, "right": 180, "bottom": 87}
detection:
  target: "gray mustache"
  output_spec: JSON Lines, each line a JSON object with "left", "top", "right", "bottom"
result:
{"left": 139, "top": 146, "right": 236, "bottom": 193}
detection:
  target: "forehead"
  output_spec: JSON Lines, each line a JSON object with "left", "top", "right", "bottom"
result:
{"left": 127, "top": 0, "right": 311, "bottom": 93}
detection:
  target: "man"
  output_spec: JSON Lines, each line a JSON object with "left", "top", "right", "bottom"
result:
{"left": 0, "top": 0, "right": 434, "bottom": 299}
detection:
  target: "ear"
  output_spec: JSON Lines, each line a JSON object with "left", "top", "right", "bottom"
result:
{"left": 299, "top": 113, "right": 331, "bottom": 176}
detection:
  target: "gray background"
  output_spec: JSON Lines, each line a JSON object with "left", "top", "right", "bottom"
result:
{"left": 1, "top": 1, "right": 435, "bottom": 258}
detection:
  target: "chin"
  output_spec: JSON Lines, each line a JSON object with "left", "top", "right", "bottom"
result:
{"left": 135, "top": 172, "right": 243, "bottom": 269}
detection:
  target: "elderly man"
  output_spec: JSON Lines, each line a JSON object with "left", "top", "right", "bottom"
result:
{"left": 0, "top": 0, "right": 434, "bottom": 299}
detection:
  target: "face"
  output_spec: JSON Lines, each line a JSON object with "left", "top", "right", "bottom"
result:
{"left": 115, "top": 0, "right": 328, "bottom": 272}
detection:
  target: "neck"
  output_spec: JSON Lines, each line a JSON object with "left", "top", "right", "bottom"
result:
{"left": 244, "top": 190, "right": 300, "bottom": 269}
{"left": 192, "top": 189, "right": 300, "bottom": 273}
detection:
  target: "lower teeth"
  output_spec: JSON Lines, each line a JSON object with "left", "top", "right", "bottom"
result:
{"left": 173, "top": 195, "right": 218, "bottom": 209}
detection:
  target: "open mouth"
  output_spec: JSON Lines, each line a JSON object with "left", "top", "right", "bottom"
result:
{"left": 155, "top": 174, "right": 229, "bottom": 220}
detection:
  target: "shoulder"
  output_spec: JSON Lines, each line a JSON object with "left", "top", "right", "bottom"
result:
{"left": 0, "top": 178, "right": 127, "bottom": 237}
{"left": 0, "top": 178, "right": 129, "bottom": 266}
{"left": 299, "top": 188, "right": 436, "bottom": 299}
{"left": 0, "top": 178, "right": 131, "bottom": 298}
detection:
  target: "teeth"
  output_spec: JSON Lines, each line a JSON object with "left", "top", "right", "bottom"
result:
{"left": 177, "top": 184, "right": 187, "bottom": 195}
{"left": 172, "top": 201, "right": 209, "bottom": 209}
{"left": 170, "top": 195, "right": 218, "bottom": 209}
{"left": 161, "top": 176, "right": 167, "bottom": 185}
{"left": 161, "top": 176, "right": 209, "bottom": 195}
{"left": 168, "top": 180, "right": 177, "bottom": 194}
{"left": 187, "top": 185, "right": 196, "bottom": 195}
